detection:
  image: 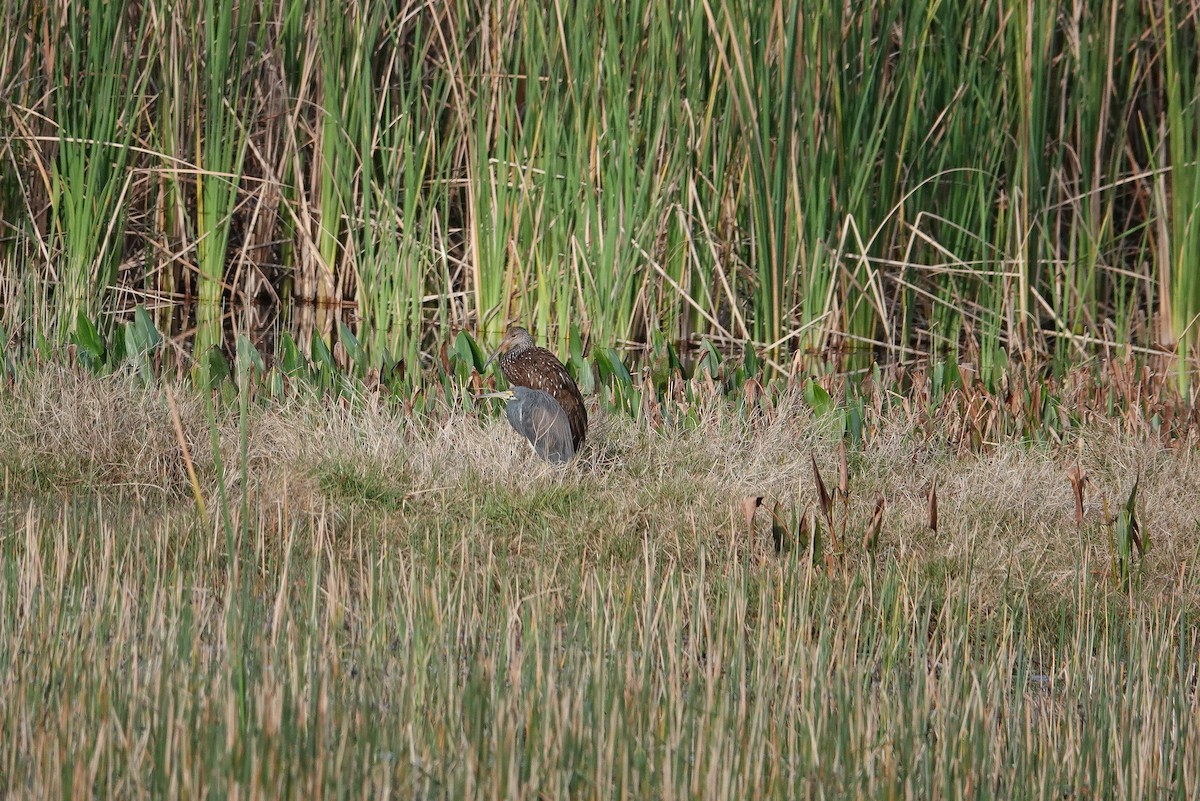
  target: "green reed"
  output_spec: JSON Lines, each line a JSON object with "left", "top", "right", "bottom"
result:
{"left": 0, "top": 0, "right": 1196, "bottom": 382}
{"left": 42, "top": 0, "right": 146, "bottom": 341}
{"left": 193, "top": 0, "right": 254, "bottom": 363}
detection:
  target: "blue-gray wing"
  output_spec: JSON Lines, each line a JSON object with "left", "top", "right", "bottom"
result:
{"left": 506, "top": 387, "right": 576, "bottom": 464}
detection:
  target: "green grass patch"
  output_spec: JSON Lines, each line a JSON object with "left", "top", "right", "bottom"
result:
{"left": 315, "top": 459, "right": 411, "bottom": 512}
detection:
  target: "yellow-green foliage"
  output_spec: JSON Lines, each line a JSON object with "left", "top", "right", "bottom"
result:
{"left": 1, "top": 0, "right": 1198, "bottom": 382}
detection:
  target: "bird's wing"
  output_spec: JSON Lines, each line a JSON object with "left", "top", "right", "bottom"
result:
{"left": 506, "top": 350, "right": 588, "bottom": 449}
{"left": 507, "top": 390, "right": 576, "bottom": 464}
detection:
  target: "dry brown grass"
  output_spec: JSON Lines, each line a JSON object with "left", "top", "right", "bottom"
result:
{"left": 2, "top": 366, "right": 1199, "bottom": 799}
{"left": 1, "top": 363, "right": 1197, "bottom": 609}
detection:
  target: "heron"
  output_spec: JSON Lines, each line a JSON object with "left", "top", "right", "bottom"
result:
{"left": 482, "top": 325, "right": 587, "bottom": 460}
{"left": 476, "top": 386, "right": 577, "bottom": 464}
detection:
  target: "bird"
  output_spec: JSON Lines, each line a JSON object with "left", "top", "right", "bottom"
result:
{"left": 483, "top": 325, "right": 587, "bottom": 457}
{"left": 475, "top": 386, "right": 576, "bottom": 464}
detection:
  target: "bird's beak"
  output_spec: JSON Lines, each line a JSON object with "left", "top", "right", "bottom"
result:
{"left": 473, "top": 390, "right": 515, "bottom": 401}
{"left": 483, "top": 346, "right": 500, "bottom": 370}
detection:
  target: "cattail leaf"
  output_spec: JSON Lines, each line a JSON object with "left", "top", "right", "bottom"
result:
{"left": 769, "top": 502, "right": 790, "bottom": 554}
{"left": 1123, "top": 478, "right": 1143, "bottom": 556}
{"left": 796, "top": 506, "right": 811, "bottom": 553}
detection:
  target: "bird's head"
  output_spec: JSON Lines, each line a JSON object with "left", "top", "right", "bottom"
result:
{"left": 484, "top": 325, "right": 534, "bottom": 368}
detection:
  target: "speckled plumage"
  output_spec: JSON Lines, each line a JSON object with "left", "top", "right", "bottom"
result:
{"left": 487, "top": 326, "right": 587, "bottom": 453}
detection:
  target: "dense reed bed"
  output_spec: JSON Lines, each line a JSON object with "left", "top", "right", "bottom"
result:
{"left": 2, "top": 0, "right": 1198, "bottom": 383}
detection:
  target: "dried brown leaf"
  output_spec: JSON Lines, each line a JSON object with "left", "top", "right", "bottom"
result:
{"left": 744, "top": 379, "right": 762, "bottom": 412}
{"left": 811, "top": 454, "right": 833, "bottom": 527}
{"left": 740, "top": 496, "right": 764, "bottom": 528}
{"left": 926, "top": 478, "right": 939, "bottom": 533}
{"left": 1067, "top": 465, "right": 1087, "bottom": 526}
{"left": 837, "top": 440, "right": 849, "bottom": 498}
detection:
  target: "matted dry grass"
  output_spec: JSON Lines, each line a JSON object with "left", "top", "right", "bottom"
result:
{"left": 2, "top": 364, "right": 1197, "bottom": 605}
{"left": 2, "top": 365, "right": 1199, "bottom": 799}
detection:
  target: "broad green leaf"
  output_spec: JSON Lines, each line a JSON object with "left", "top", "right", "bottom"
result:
{"left": 804, "top": 379, "right": 834, "bottom": 418}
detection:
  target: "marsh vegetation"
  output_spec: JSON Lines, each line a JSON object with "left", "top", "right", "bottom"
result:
{"left": 2, "top": 1, "right": 1200, "bottom": 797}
